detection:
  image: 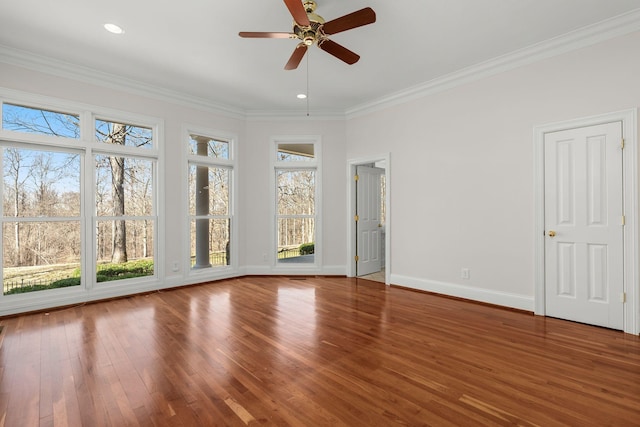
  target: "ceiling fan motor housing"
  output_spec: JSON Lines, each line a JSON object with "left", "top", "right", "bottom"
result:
{"left": 294, "top": 0, "right": 325, "bottom": 45}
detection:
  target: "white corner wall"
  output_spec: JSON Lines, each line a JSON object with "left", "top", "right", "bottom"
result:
{"left": 242, "top": 118, "right": 347, "bottom": 275}
{"left": 345, "top": 30, "right": 640, "bottom": 312}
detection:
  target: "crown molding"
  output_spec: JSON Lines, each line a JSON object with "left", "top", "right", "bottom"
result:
{"left": 245, "top": 109, "right": 346, "bottom": 121}
{"left": 0, "top": 44, "right": 247, "bottom": 120}
{"left": 0, "top": 44, "right": 348, "bottom": 120}
{"left": 345, "top": 8, "right": 640, "bottom": 119}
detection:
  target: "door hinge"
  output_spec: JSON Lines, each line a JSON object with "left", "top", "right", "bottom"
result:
{"left": 354, "top": 174, "right": 359, "bottom": 181}
{"left": 622, "top": 215, "right": 626, "bottom": 226}
{"left": 621, "top": 138, "right": 625, "bottom": 150}
{"left": 354, "top": 255, "right": 359, "bottom": 262}
{"left": 354, "top": 214, "right": 359, "bottom": 222}
{"left": 621, "top": 292, "right": 627, "bottom": 303}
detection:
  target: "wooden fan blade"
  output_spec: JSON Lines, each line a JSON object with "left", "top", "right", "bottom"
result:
{"left": 318, "top": 39, "right": 360, "bottom": 65}
{"left": 285, "top": 43, "right": 308, "bottom": 70}
{"left": 239, "top": 32, "right": 295, "bottom": 39}
{"left": 322, "top": 7, "right": 376, "bottom": 35}
{"left": 283, "top": 0, "right": 310, "bottom": 27}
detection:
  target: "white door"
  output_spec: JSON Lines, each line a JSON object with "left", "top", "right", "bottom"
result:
{"left": 544, "top": 122, "right": 624, "bottom": 329}
{"left": 356, "top": 166, "right": 383, "bottom": 276}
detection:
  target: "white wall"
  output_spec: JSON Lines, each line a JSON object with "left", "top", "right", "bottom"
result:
{"left": 346, "top": 30, "right": 640, "bottom": 310}
{"left": 242, "top": 118, "right": 347, "bottom": 274}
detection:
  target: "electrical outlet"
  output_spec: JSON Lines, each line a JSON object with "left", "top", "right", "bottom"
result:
{"left": 172, "top": 262, "right": 179, "bottom": 272}
{"left": 461, "top": 268, "right": 470, "bottom": 280}
{"left": 263, "top": 252, "right": 267, "bottom": 262}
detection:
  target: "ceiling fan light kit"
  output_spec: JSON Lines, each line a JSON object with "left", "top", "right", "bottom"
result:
{"left": 239, "top": 0, "right": 376, "bottom": 70}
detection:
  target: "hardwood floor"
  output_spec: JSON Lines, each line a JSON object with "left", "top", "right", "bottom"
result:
{"left": 358, "top": 268, "right": 385, "bottom": 283}
{"left": 0, "top": 276, "right": 638, "bottom": 426}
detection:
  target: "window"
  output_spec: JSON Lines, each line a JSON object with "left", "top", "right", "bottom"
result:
{"left": 93, "top": 120, "right": 157, "bottom": 283}
{"left": 96, "top": 120, "right": 153, "bottom": 149}
{"left": 273, "top": 138, "right": 321, "bottom": 266}
{"left": 1, "top": 99, "right": 160, "bottom": 296}
{"left": 277, "top": 143, "right": 314, "bottom": 162}
{"left": 187, "top": 133, "right": 234, "bottom": 271}
{"left": 95, "top": 154, "right": 155, "bottom": 280}
{"left": 2, "top": 103, "right": 79, "bottom": 139}
{"left": 189, "top": 135, "right": 229, "bottom": 159}
{"left": 2, "top": 146, "right": 82, "bottom": 294}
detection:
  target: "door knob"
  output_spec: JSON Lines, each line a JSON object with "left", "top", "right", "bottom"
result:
{"left": 548, "top": 230, "right": 556, "bottom": 237}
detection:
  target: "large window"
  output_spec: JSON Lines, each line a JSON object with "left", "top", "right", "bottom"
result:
{"left": 2, "top": 146, "right": 82, "bottom": 294}
{"left": 95, "top": 154, "right": 155, "bottom": 280}
{"left": 1, "top": 98, "right": 160, "bottom": 296}
{"left": 273, "top": 139, "right": 320, "bottom": 266}
{"left": 93, "top": 120, "right": 156, "bottom": 282}
{"left": 187, "top": 133, "right": 234, "bottom": 271}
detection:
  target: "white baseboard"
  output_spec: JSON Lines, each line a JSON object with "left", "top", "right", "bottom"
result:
{"left": 242, "top": 265, "right": 346, "bottom": 276}
{"left": 390, "top": 274, "right": 534, "bottom": 312}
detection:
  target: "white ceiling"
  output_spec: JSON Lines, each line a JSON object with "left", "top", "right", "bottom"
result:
{"left": 1, "top": 0, "right": 640, "bottom": 115}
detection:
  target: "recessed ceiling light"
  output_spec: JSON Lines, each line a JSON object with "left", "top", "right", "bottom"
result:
{"left": 297, "top": 94, "right": 307, "bottom": 99}
{"left": 104, "top": 23, "right": 124, "bottom": 34}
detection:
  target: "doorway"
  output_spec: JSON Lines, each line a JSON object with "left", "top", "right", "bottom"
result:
{"left": 534, "top": 110, "right": 638, "bottom": 334}
{"left": 356, "top": 164, "right": 384, "bottom": 280}
{"left": 347, "top": 155, "right": 390, "bottom": 284}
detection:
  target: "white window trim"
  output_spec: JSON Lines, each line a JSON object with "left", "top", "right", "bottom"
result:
{"left": 270, "top": 135, "right": 322, "bottom": 273}
{"left": 0, "top": 88, "right": 165, "bottom": 314}
{"left": 182, "top": 124, "right": 238, "bottom": 281}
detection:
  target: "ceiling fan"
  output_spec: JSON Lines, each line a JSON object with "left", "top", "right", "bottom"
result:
{"left": 239, "top": 0, "right": 376, "bottom": 70}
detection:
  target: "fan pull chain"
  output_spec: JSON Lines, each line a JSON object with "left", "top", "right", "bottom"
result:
{"left": 306, "top": 51, "right": 310, "bottom": 117}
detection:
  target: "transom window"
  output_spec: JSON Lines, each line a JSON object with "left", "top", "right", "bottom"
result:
{"left": 189, "top": 135, "right": 229, "bottom": 159}
{"left": 96, "top": 120, "right": 154, "bottom": 149}
{"left": 277, "top": 143, "right": 314, "bottom": 162}
{"left": 2, "top": 103, "right": 80, "bottom": 139}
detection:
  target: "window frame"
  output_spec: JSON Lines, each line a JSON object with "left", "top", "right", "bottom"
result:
{"left": 183, "top": 124, "right": 238, "bottom": 279}
{"left": 1, "top": 141, "right": 85, "bottom": 294}
{"left": 0, "top": 89, "right": 164, "bottom": 304}
{"left": 271, "top": 135, "right": 322, "bottom": 271}
{"left": 90, "top": 112, "right": 161, "bottom": 289}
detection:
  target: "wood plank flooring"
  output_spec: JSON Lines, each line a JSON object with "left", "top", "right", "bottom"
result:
{"left": 0, "top": 276, "right": 638, "bottom": 426}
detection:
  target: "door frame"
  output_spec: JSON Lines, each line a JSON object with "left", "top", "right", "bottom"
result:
{"left": 347, "top": 153, "right": 391, "bottom": 284}
{"left": 534, "top": 109, "right": 638, "bottom": 335}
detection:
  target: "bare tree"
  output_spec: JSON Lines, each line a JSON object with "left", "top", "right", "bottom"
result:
{"left": 3, "top": 149, "right": 33, "bottom": 265}
{"left": 107, "top": 125, "right": 128, "bottom": 263}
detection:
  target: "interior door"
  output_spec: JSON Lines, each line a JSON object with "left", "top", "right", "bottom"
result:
{"left": 356, "top": 166, "right": 383, "bottom": 276}
{"left": 544, "top": 122, "right": 624, "bottom": 329}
